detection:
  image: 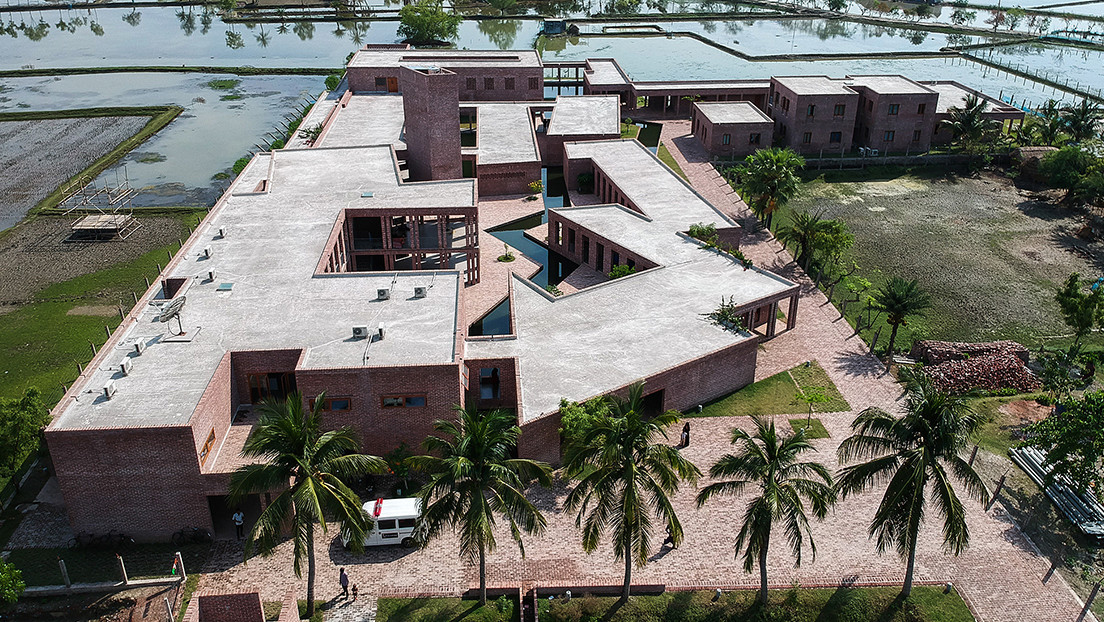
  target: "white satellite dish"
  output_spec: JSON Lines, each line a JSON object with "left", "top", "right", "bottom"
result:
{"left": 159, "top": 295, "right": 187, "bottom": 336}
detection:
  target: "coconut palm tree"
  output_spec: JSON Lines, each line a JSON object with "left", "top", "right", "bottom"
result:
{"left": 945, "top": 94, "right": 997, "bottom": 150}
{"left": 564, "top": 383, "right": 701, "bottom": 606}
{"left": 1061, "top": 99, "right": 1103, "bottom": 144}
{"left": 870, "top": 277, "right": 931, "bottom": 361}
{"left": 836, "top": 374, "right": 989, "bottom": 597}
{"left": 775, "top": 210, "right": 845, "bottom": 270}
{"left": 1028, "top": 99, "right": 1066, "bottom": 147}
{"left": 696, "top": 417, "right": 835, "bottom": 605}
{"left": 228, "top": 392, "right": 386, "bottom": 621}
{"left": 731, "top": 148, "right": 806, "bottom": 230}
{"left": 409, "top": 406, "right": 552, "bottom": 606}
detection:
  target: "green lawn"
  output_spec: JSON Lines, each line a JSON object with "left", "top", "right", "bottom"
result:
{"left": 7, "top": 542, "right": 212, "bottom": 586}
{"left": 376, "top": 596, "right": 517, "bottom": 621}
{"left": 658, "top": 143, "right": 689, "bottom": 181}
{"left": 789, "top": 417, "right": 830, "bottom": 439}
{"left": 538, "top": 587, "right": 974, "bottom": 621}
{"left": 0, "top": 212, "right": 202, "bottom": 404}
{"left": 695, "top": 362, "right": 849, "bottom": 418}
{"left": 621, "top": 122, "right": 640, "bottom": 139}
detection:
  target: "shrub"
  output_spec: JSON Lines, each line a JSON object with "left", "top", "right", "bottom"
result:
{"left": 324, "top": 73, "right": 343, "bottom": 91}
{"left": 231, "top": 156, "right": 252, "bottom": 175}
{"left": 528, "top": 180, "right": 544, "bottom": 195}
{"left": 298, "top": 123, "right": 324, "bottom": 143}
{"left": 608, "top": 265, "right": 637, "bottom": 279}
{"left": 1040, "top": 146, "right": 1095, "bottom": 195}
{"left": 559, "top": 397, "right": 610, "bottom": 454}
{"left": 0, "top": 560, "right": 24, "bottom": 607}
{"left": 705, "top": 295, "right": 746, "bottom": 334}
{"left": 688, "top": 221, "right": 717, "bottom": 243}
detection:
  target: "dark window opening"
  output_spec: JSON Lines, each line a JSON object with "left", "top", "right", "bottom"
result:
{"left": 480, "top": 368, "right": 501, "bottom": 400}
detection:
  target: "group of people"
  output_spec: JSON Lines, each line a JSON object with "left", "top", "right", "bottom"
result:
{"left": 339, "top": 568, "right": 359, "bottom": 602}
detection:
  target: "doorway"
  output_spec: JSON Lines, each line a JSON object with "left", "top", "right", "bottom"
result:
{"left": 386, "top": 77, "right": 398, "bottom": 93}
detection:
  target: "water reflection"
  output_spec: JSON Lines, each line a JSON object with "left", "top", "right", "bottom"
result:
{"left": 476, "top": 18, "right": 521, "bottom": 49}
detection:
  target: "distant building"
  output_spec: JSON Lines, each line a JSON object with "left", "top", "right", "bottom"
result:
{"left": 690, "top": 101, "right": 774, "bottom": 159}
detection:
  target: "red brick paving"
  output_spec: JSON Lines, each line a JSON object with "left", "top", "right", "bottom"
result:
{"left": 197, "top": 124, "right": 1094, "bottom": 622}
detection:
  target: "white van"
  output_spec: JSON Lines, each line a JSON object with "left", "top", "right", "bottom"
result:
{"left": 343, "top": 497, "right": 421, "bottom": 548}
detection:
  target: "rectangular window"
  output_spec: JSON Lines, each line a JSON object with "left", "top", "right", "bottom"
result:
{"left": 722, "top": 133, "right": 731, "bottom": 145}
{"left": 782, "top": 97, "right": 790, "bottom": 111}
{"left": 802, "top": 132, "right": 812, "bottom": 144}
{"left": 529, "top": 77, "right": 539, "bottom": 90}
{"left": 884, "top": 130, "right": 895, "bottom": 142}
{"left": 913, "top": 129, "right": 922, "bottom": 142}
{"left": 247, "top": 372, "right": 295, "bottom": 404}
{"left": 582, "top": 236, "right": 590, "bottom": 263}
{"left": 596, "top": 243, "right": 605, "bottom": 271}
{"left": 806, "top": 104, "right": 815, "bottom": 118}
{"left": 888, "top": 104, "right": 900, "bottom": 115}
{"left": 479, "top": 368, "right": 501, "bottom": 400}
{"left": 749, "top": 133, "right": 761, "bottom": 144}
{"left": 611, "top": 251, "right": 620, "bottom": 266}
{"left": 397, "top": 518, "right": 416, "bottom": 529}
{"left": 377, "top": 519, "right": 397, "bottom": 531}
{"left": 829, "top": 131, "right": 842, "bottom": 143}
{"left": 505, "top": 77, "right": 515, "bottom": 90}
{"left": 465, "top": 77, "right": 476, "bottom": 90}
{"left": 381, "top": 395, "right": 427, "bottom": 408}
{"left": 626, "top": 258, "right": 635, "bottom": 269}
{"left": 917, "top": 103, "right": 926, "bottom": 114}
{"left": 484, "top": 77, "right": 494, "bottom": 90}
{"left": 833, "top": 103, "right": 846, "bottom": 116}
{"left": 375, "top": 77, "right": 387, "bottom": 89}
{"left": 567, "top": 228, "right": 575, "bottom": 253}
{"left": 309, "top": 397, "right": 352, "bottom": 411}
{"left": 199, "top": 430, "right": 216, "bottom": 466}
{"left": 555, "top": 222, "right": 563, "bottom": 245}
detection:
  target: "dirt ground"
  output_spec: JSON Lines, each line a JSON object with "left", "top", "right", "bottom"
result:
{"left": 0, "top": 117, "right": 149, "bottom": 231}
{"left": 9, "top": 584, "right": 183, "bottom": 622}
{"left": 789, "top": 171, "right": 1103, "bottom": 346}
{"left": 0, "top": 216, "right": 191, "bottom": 305}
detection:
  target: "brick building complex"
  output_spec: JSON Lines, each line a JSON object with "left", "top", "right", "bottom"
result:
{"left": 45, "top": 49, "right": 1012, "bottom": 540}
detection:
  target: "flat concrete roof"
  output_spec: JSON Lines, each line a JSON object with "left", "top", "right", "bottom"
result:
{"left": 467, "top": 103, "right": 539, "bottom": 165}
{"left": 632, "top": 80, "right": 771, "bottom": 93}
{"left": 349, "top": 49, "right": 542, "bottom": 69}
{"left": 466, "top": 139, "right": 797, "bottom": 422}
{"left": 921, "top": 81, "right": 1019, "bottom": 115}
{"left": 694, "top": 101, "right": 773, "bottom": 126}
{"left": 845, "top": 75, "right": 935, "bottom": 96}
{"left": 52, "top": 145, "right": 474, "bottom": 431}
{"left": 546, "top": 96, "right": 621, "bottom": 136}
{"left": 773, "top": 75, "right": 856, "bottom": 96}
{"left": 585, "top": 59, "right": 630, "bottom": 87}
{"left": 318, "top": 95, "right": 406, "bottom": 150}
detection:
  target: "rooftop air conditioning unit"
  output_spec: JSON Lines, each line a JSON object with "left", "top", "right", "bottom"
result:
{"left": 377, "top": 323, "right": 386, "bottom": 340}
{"left": 414, "top": 286, "right": 427, "bottom": 299}
{"left": 377, "top": 288, "right": 391, "bottom": 300}
{"left": 202, "top": 246, "right": 212, "bottom": 258}
{"left": 218, "top": 227, "right": 226, "bottom": 238}
{"left": 103, "top": 381, "right": 117, "bottom": 399}
{"left": 134, "top": 341, "right": 146, "bottom": 356}
{"left": 120, "top": 359, "right": 133, "bottom": 376}
{"left": 352, "top": 325, "right": 370, "bottom": 339}
{"left": 208, "top": 270, "right": 216, "bottom": 282}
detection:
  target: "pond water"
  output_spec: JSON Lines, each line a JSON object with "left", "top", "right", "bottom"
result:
{"left": 977, "top": 41, "right": 1104, "bottom": 96}
{"left": 0, "top": 72, "right": 322, "bottom": 205}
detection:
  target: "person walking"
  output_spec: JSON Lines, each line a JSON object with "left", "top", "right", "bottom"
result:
{"left": 339, "top": 568, "right": 349, "bottom": 599}
{"left": 351, "top": 583, "right": 359, "bottom": 602}
{"left": 680, "top": 422, "right": 690, "bottom": 448}
{"left": 663, "top": 524, "right": 677, "bottom": 549}
{"left": 231, "top": 508, "right": 245, "bottom": 541}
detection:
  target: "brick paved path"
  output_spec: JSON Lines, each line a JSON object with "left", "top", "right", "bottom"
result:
{"left": 197, "top": 124, "right": 1095, "bottom": 622}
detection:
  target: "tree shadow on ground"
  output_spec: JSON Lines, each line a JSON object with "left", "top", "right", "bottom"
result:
{"left": 1050, "top": 228, "right": 1104, "bottom": 274}
{"left": 325, "top": 533, "right": 417, "bottom": 565}
{"left": 831, "top": 350, "right": 887, "bottom": 381}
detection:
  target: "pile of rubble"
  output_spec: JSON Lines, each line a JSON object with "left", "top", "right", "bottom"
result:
{"left": 910, "top": 340, "right": 1040, "bottom": 395}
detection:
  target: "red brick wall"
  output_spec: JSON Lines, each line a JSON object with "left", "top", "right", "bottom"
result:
{"left": 192, "top": 353, "right": 234, "bottom": 473}
{"left": 476, "top": 161, "right": 542, "bottom": 196}
{"left": 852, "top": 88, "right": 938, "bottom": 153}
{"left": 231, "top": 350, "right": 305, "bottom": 406}
{"left": 690, "top": 108, "right": 774, "bottom": 159}
{"left": 463, "top": 357, "right": 519, "bottom": 412}
{"left": 294, "top": 363, "right": 463, "bottom": 456}
{"left": 348, "top": 66, "right": 542, "bottom": 101}
{"left": 768, "top": 80, "right": 859, "bottom": 155}
{"left": 517, "top": 409, "right": 562, "bottom": 466}
{"left": 402, "top": 66, "right": 462, "bottom": 182}
{"left": 47, "top": 425, "right": 211, "bottom": 540}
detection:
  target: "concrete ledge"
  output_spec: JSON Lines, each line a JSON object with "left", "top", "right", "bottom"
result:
{"left": 23, "top": 576, "right": 183, "bottom": 598}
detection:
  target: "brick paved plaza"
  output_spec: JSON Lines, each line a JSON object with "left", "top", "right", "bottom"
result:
{"left": 190, "top": 122, "right": 1097, "bottom": 622}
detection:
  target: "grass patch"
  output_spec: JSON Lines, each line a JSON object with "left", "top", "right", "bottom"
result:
{"left": 377, "top": 596, "right": 517, "bottom": 621}
{"left": 298, "top": 600, "right": 327, "bottom": 622}
{"left": 0, "top": 212, "right": 201, "bottom": 403}
{"left": 135, "top": 152, "right": 166, "bottom": 163}
{"left": 177, "top": 572, "right": 201, "bottom": 621}
{"left": 789, "top": 417, "right": 830, "bottom": 439}
{"left": 263, "top": 601, "right": 283, "bottom": 621}
{"left": 789, "top": 360, "right": 850, "bottom": 413}
{"left": 7, "top": 542, "right": 212, "bottom": 587}
{"left": 538, "top": 586, "right": 973, "bottom": 621}
{"left": 657, "top": 143, "right": 688, "bottom": 181}
{"left": 220, "top": 94, "right": 244, "bottom": 101}
{"left": 694, "top": 361, "right": 847, "bottom": 418}
{"left": 621, "top": 122, "right": 640, "bottom": 139}
{"left": 204, "top": 78, "right": 242, "bottom": 90}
